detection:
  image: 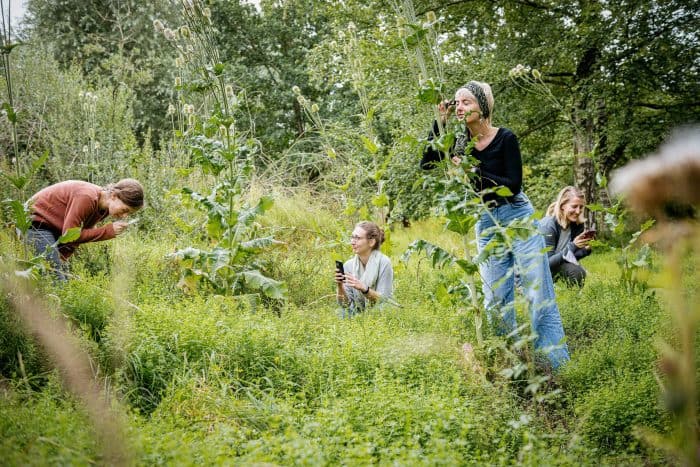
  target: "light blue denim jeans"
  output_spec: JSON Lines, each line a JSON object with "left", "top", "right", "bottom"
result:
{"left": 476, "top": 192, "right": 569, "bottom": 369}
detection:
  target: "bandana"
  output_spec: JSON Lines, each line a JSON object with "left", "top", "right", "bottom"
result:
{"left": 465, "top": 81, "right": 490, "bottom": 119}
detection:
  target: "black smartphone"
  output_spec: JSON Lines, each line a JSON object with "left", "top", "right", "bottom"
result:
{"left": 582, "top": 228, "right": 596, "bottom": 239}
{"left": 335, "top": 260, "right": 345, "bottom": 281}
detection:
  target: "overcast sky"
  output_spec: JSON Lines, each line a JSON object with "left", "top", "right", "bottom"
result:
{"left": 8, "top": 0, "right": 25, "bottom": 26}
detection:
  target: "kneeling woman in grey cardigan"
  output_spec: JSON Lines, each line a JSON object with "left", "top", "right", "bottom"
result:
{"left": 539, "top": 186, "right": 593, "bottom": 287}
{"left": 335, "top": 221, "right": 394, "bottom": 317}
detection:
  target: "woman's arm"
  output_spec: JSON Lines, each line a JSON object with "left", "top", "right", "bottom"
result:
{"left": 539, "top": 217, "right": 566, "bottom": 269}
{"left": 370, "top": 260, "right": 394, "bottom": 301}
{"left": 420, "top": 120, "right": 446, "bottom": 170}
{"left": 62, "top": 194, "right": 115, "bottom": 244}
{"left": 335, "top": 267, "right": 350, "bottom": 305}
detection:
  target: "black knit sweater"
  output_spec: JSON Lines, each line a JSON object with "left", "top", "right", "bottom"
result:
{"left": 420, "top": 121, "right": 522, "bottom": 204}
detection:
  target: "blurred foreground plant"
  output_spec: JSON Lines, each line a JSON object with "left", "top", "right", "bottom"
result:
{"left": 610, "top": 127, "right": 699, "bottom": 466}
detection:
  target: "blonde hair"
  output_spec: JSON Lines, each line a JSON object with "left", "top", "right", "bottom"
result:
{"left": 456, "top": 81, "right": 495, "bottom": 123}
{"left": 356, "top": 221, "right": 385, "bottom": 250}
{"left": 546, "top": 186, "right": 586, "bottom": 228}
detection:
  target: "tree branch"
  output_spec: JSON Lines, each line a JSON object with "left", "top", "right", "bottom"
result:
{"left": 518, "top": 115, "right": 566, "bottom": 139}
{"left": 635, "top": 101, "right": 700, "bottom": 110}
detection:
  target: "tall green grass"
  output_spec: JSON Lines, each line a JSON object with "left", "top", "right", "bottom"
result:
{"left": 0, "top": 187, "right": 686, "bottom": 465}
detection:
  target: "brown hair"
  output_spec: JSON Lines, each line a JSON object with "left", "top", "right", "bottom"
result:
{"left": 356, "top": 221, "right": 385, "bottom": 250}
{"left": 105, "top": 178, "right": 144, "bottom": 208}
{"left": 546, "top": 186, "right": 585, "bottom": 228}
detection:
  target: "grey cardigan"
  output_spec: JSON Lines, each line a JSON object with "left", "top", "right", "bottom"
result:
{"left": 340, "top": 252, "right": 394, "bottom": 311}
{"left": 539, "top": 215, "right": 591, "bottom": 269}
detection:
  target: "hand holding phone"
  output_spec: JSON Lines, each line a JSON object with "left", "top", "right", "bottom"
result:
{"left": 335, "top": 260, "right": 345, "bottom": 282}
{"left": 581, "top": 228, "right": 596, "bottom": 239}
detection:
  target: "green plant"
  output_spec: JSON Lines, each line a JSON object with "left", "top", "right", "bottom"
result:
{"left": 588, "top": 198, "right": 656, "bottom": 293}
{"left": 157, "top": 0, "right": 286, "bottom": 300}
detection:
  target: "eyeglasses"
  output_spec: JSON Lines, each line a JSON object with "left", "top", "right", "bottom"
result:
{"left": 350, "top": 235, "right": 367, "bottom": 241}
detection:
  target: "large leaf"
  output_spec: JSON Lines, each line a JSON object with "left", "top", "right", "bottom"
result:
{"left": 444, "top": 212, "right": 477, "bottom": 236}
{"left": 237, "top": 196, "right": 274, "bottom": 228}
{"left": 360, "top": 135, "right": 379, "bottom": 154}
{"left": 57, "top": 227, "right": 81, "bottom": 244}
{"left": 1, "top": 172, "right": 27, "bottom": 190}
{"left": 416, "top": 78, "right": 444, "bottom": 104}
{"left": 455, "top": 259, "right": 478, "bottom": 275}
{"left": 240, "top": 270, "right": 287, "bottom": 300}
{"left": 240, "top": 236, "right": 283, "bottom": 252}
{"left": 1, "top": 102, "right": 17, "bottom": 124}
{"left": 3, "top": 199, "right": 31, "bottom": 232}
{"left": 402, "top": 239, "right": 456, "bottom": 269}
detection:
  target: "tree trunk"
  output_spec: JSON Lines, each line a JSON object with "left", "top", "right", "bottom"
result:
{"left": 572, "top": 106, "right": 596, "bottom": 227}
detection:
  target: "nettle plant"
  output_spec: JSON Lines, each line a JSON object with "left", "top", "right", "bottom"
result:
{"left": 157, "top": 0, "right": 286, "bottom": 300}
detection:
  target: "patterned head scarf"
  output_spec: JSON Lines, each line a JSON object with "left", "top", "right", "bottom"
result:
{"left": 464, "top": 81, "right": 490, "bottom": 119}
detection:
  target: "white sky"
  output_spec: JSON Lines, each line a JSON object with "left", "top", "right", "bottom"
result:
{"left": 8, "top": 0, "right": 25, "bottom": 27}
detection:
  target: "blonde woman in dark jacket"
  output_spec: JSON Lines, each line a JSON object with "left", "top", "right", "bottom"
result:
{"left": 539, "top": 186, "right": 593, "bottom": 287}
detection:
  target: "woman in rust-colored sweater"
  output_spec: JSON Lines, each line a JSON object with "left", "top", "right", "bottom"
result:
{"left": 27, "top": 178, "right": 144, "bottom": 279}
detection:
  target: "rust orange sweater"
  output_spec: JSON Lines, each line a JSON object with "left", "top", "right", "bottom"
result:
{"left": 29, "top": 180, "right": 115, "bottom": 258}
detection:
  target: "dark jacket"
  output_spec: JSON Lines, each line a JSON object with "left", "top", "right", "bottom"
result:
{"left": 539, "top": 215, "right": 591, "bottom": 269}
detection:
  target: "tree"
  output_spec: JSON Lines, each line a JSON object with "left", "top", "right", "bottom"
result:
{"left": 24, "top": 0, "right": 179, "bottom": 141}
{"left": 426, "top": 0, "right": 699, "bottom": 212}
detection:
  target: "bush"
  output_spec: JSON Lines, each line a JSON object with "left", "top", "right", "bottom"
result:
{"left": 574, "top": 372, "right": 668, "bottom": 453}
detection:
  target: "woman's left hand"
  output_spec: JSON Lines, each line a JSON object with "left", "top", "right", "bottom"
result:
{"left": 573, "top": 233, "right": 591, "bottom": 249}
{"left": 113, "top": 221, "right": 129, "bottom": 235}
{"left": 344, "top": 273, "right": 367, "bottom": 292}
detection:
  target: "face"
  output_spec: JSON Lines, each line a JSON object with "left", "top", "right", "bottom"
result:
{"left": 454, "top": 90, "right": 481, "bottom": 123}
{"left": 561, "top": 196, "right": 585, "bottom": 224}
{"left": 350, "top": 227, "right": 375, "bottom": 255}
{"left": 107, "top": 195, "right": 137, "bottom": 219}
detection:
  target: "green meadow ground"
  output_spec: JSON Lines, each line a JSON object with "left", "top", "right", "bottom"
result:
{"left": 0, "top": 191, "right": 694, "bottom": 465}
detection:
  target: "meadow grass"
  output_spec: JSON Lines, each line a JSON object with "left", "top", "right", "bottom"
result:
{"left": 0, "top": 188, "right": 692, "bottom": 465}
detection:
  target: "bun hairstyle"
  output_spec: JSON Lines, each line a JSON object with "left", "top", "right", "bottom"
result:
{"left": 546, "top": 186, "right": 586, "bottom": 228}
{"left": 105, "top": 178, "right": 144, "bottom": 209}
{"left": 356, "top": 221, "right": 385, "bottom": 250}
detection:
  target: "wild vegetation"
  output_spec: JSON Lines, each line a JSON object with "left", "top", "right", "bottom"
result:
{"left": 1, "top": 0, "right": 698, "bottom": 465}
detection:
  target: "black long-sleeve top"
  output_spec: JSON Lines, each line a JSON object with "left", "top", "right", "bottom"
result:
{"left": 420, "top": 120, "right": 523, "bottom": 204}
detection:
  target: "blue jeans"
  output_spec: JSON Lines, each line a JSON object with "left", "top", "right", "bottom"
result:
{"left": 26, "top": 227, "right": 67, "bottom": 281}
{"left": 476, "top": 192, "right": 569, "bottom": 369}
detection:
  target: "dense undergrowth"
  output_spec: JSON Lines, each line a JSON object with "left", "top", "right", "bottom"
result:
{"left": 1, "top": 188, "right": 693, "bottom": 465}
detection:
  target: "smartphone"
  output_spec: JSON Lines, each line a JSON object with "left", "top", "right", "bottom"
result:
{"left": 127, "top": 218, "right": 140, "bottom": 225}
{"left": 335, "top": 260, "right": 345, "bottom": 281}
{"left": 582, "top": 228, "right": 596, "bottom": 239}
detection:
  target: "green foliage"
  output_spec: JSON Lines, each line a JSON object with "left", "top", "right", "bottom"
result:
{"left": 24, "top": 0, "right": 178, "bottom": 140}
{"left": 158, "top": 0, "right": 286, "bottom": 301}
{"left": 589, "top": 200, "right": 657, "bottom": 292}
{"left": 575, "top": 373, "right": 667, "bottom": 453}
{"left": 0, "top": 376, "right": 100, "bottom": 464}
{"left": 0, "top": 295, "right": 47, "bottom": 381}
{"left": 1, "top": 0, "right": 697, "bottom": 464}
{"left": 0, "top": 46, "right": 139, "bottom": 187}
{"left": 57, "top": 275, "right": 115, "bottom": 342}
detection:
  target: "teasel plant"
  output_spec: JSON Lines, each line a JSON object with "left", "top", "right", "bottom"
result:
{"left": 610, "top": 127, "right": 700, "bottom": 466}
{"left": 155, "top": 1, "right": 286, "bottom": 301}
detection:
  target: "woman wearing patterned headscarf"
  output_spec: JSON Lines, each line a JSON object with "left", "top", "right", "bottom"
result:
{"left": 420, "top": 81, "right": 569, "bottom": 370}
